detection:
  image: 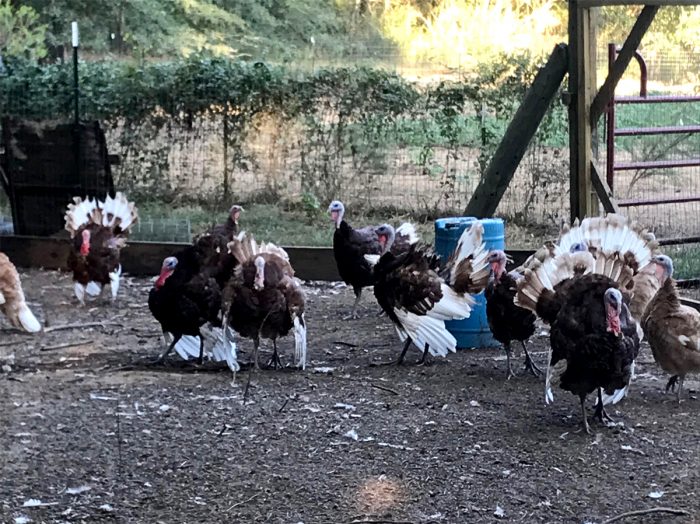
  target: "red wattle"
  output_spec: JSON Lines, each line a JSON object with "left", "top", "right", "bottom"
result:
{"left": 155, "top": 269, "right": 173, "bottom": 289}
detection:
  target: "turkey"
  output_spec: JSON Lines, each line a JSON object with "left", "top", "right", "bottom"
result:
{"left": 365, "top": 220, "right": 489, "bottom": 365}
{"left": 375, "top": 223, "right": 420, "bottom": 255}
{"left": 642, "top": 255, "right": 700, "bottom": 402}
{"left": 516, "top": 216, "right": 653, "bottom": 433}
{"left": 148, "top": 240, "right": 238, "bottom": 371}
{"left": 0, "top": 252, "right": 41, "bottom": 332}
{"left": 64, "top": 192, "right": 138, "bottom": 305}
{"left": 485, "top": 249, "right": 539, "bottom": 379}
{"left": 196, "top": 204, "right": 244, "bottom": 242}
{"left": 328, "top": 200, "right": 419, "bottom": 319}
{"left": 224, "top": 233, "right": 306, "bottom": 370}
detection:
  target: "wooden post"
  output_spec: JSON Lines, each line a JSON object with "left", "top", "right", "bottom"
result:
{"left": 464, "top": 44, "right": 568, "bottom": 218}
{"left": 568, "top": 1, "right": 598, "bottom": 221}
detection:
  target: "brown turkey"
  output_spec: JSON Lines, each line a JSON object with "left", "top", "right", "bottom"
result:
{"left": 0, "top": 252, "right": 41, "bottom": 332}
{"left": 224, "top": 233, "right": 306, "bottom": 370}
{"left": 64, "top": 193, "right": 138, "bottom": 305}
{"left": 365, "top": 220, "right": 489, "bottom": 364}
{"left": 642, "top": 254, "right": 700, "bottom": 401}
{"left": 328, "top": 200, "right": 419, "bottom": 319}
{"left": 516, "top": 215, "right": 656, "bottom": 433}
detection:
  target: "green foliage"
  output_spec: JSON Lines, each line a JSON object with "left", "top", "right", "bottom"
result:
{"left": 0, "top": 52, "right": 565, "bottom": 212}
{"left": 23, "top": 0, "right": 385, "bottom": 59}
{"left": 0, "top": 1, "right": 46, "bottom": 60}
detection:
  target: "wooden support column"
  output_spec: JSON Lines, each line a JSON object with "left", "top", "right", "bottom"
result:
{"left": 568, "top": 1, "right": 598, "bottom": 221}
{"left": 464, "top": 44, "right": 568, "bottom": 218}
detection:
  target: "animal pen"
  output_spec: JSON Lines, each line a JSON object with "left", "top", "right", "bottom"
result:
{"left": 1, "top": 2, "right": 700, "bottom": 281}
{"left": 3, "top": 3, "right": 700, "bottom": 523}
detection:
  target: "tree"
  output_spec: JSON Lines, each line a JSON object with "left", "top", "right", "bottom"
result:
{"left": 0, "top": 0, "right": 47, "bottom": 60}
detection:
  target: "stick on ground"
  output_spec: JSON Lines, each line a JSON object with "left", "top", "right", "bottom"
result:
{"left": 602, "top": 507, "right": 690, "bottom": 524}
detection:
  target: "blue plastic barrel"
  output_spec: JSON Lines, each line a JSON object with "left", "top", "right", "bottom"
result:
{"left": 434, "top": 217, "right": 505, "bottom": 349}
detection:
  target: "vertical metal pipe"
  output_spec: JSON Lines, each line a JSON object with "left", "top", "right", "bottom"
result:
{"left": 72, "top": 22, "right": 81, "bottom": 192}
{"left": 606, "top": 43, "right": 616, "bottom": 192}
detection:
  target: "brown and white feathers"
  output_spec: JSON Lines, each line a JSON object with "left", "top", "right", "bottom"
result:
{"left": 0, "top": 252, "right": 41, "bottom": 332}
{"left": 442, "top": 220, "right": 490, "bottom": 294}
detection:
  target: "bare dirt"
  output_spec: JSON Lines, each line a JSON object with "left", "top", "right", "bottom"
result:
{"left": 1, "top": 269, "right": 699, "bottom": 524}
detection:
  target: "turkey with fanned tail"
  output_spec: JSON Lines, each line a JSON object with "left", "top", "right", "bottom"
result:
{"left": 224, "top": 232, "right": 307, "bottom": 370}
{"left": 328, "top": 200, "right": 419, "bottom": 319}
{"left": 515, "top": 214, "right": 656, "bottom": 433}
{"left": 64, "top": 192, "right": 138, "bottom": 305}
{"left": 365, "top": 220, "right": 489, "bottom": 365}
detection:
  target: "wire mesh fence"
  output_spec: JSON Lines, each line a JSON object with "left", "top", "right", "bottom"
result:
{"left": 0, "top": 46, "right": 698, "bottom": 249}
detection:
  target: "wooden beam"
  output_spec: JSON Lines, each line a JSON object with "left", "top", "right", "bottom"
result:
{"left": 589, "top": 5, "right": 659, "bottom": 124}
{"left": 590, "top": 162, "right": 620, "bottom": 213}
{"left": 0, "top": 236, "right": 341, "bottom": 281}
{"left": 0, "top": 236, "right": 536, "bottom": 281}
{"left": 464, "top": 43, "right": 568, "bottom": 218}
{"left": 569, "top": 3, "right": 599, "bottom": 221}
{"left": 578, "top": 0, "right": 700, "bottom": 6}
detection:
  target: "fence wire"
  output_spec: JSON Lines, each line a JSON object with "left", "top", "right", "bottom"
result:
{"left": 1, "top": 48, "right": 699, "bottom": 249}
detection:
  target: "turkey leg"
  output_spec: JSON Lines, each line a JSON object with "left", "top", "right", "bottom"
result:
{"left": 197, "top": 333, "right": 205, "bottom": 366}
{"left": 344, "top": 288, "right": 363, "bottom": 320}
{"left": 153, "top": 332, "right": 181, "bottom": 364}
{"left": 396, "top": 337, "right": 413, "bottom": 365}
{"left": 504, "top": 341, "right": 516, "bottom": 380}
{"left": 593, "top": 388, "right": 616, "bottom": 426}
{"left": 266, "top": 339, "right": 283, "bottom": 369}
{"left": 579, "top": 393, "right": 592, "bottom": 435}
{"left": 521, "top": 341, "right": 542, "bottom": 377}
{"left": 418, "top": 343, "right": 433, "bottom": 366}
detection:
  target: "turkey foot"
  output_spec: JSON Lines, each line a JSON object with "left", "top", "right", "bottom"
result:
{"left": 343, "top": 291, "right": 363, "bottom": 320}
{"left": 373, "top": 337, "right": 413, "bottom": 366}
{"left": 665, "top": 375, "right": 679, "bottom": 393}
{"left": 594, "top": 390, "right": 617, "bottom": 426}
{"left": 417, "top": 343, "right": 433, "bottom": 366}
{"left": 266, "top": 342, "right": 283, "bottom": 370}
{"left": 522, "top": 341, "right": 542, "bottom": 377}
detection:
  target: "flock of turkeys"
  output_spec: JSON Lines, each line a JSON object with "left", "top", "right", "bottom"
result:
{"left": 1, "top": 195, "right": 699, "bottom": 434}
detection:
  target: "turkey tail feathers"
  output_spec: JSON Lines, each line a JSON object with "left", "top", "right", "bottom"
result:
{"left": 446, "top": 221, "right": 490, "bottom": 294}
{"left": 100, "top": 192, "right": 138, "bottom": 233}
{"left": 18, "top": 304, "right": 42, "bottom": 333}
{"left": 227, "top": 232, "right": 290, "bottom": 266}
{"left": 293, "top": 312, "right": 307, "bottom": 370}
{"left": 64, "top": 197, "right": 99, "bottom": 237}
{"left": 173, "top": 325, "right": 239, "bottom": 372}
{"left": 515, "top": 252, "right": 595, "bottom": 313}
{"left": 393, "top": 309, "right": 457, "bottom": 357}
{"left": 65, "top": 193, "right": 138, "bottom": 237}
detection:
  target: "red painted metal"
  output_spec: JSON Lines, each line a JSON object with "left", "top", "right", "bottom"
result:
{"left": 615, "top": 95, "right": 700, "bottom": 104}
{"left": 615, "top": 158, "right": 700, "bottom": 171}
{"left": 615, "top": 125, "right": 700, "bottom": 136}
{"left": 605, "top": 43, "right": 700, "bottom": 212}
{"left": 618, "top": 195, "right": 700, "bottom": 207}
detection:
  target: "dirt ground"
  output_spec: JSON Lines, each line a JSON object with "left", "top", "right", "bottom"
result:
{"left": 1, "top": 269, "right": 699, "bottom": 524}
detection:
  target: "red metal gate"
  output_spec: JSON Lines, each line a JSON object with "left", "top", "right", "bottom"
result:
{"left": 605, "top": 43, "right": 700, "bottom": 208}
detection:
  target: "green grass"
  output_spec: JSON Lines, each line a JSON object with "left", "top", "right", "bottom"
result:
{"left": 663, "top": 244, "right": 700, "bottom": 281}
